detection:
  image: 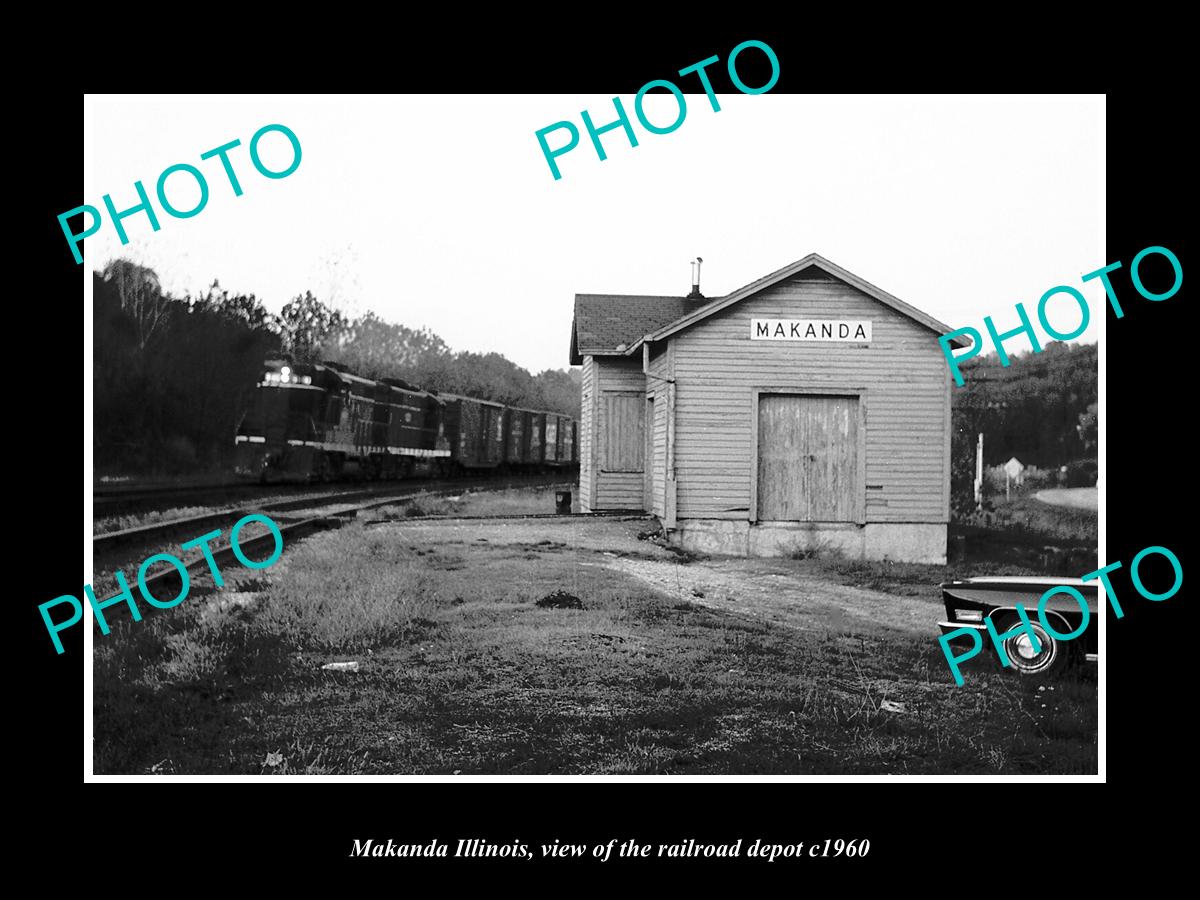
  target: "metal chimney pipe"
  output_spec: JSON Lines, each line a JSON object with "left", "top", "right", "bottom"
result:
{"left": 687, "top": 257, "right": 704, "bottom": 300}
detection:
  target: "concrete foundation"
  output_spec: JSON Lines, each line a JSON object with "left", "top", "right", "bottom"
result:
{"left": 863, "top": 523, "right": 947, "bottom": 565}
{"left": 670, "top": 520, "right": 947, "bottom": 564}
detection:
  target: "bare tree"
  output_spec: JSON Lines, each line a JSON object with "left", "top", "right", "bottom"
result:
{"left": 102, "top": 258, "right": 171, "bottom": 350}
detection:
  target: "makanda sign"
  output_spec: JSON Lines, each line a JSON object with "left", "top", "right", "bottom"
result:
{"left": 750, "top": 318, "right": 872, "bottom": 342}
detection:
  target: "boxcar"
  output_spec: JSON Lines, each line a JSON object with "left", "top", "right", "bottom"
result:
{"left": 541, "top": 413, "right": 578, "bottom": 467}
{"left": 497, "top": 408, "right": 579, "bottom": 470}
{"left": 441, "top": 394, "right": 505, "bottom": 470}
{"left": 505, "top": 407, "right": 532, "bottom": 467}
{"left": 543, "top": 414, "right": 560, "bottom": 464}
{"left": 504, "top": 407, "right": 557, "bottom": 470}
{"left": 560, "top": 415, "right": 575, "bottom": 466}
{"left": 528, "top": 411, "right": 545, "bottom": 465}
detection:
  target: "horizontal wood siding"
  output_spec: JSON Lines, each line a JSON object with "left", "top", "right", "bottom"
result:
{"left": 580, "top": 356, "right": 594, "bottom": 510}
{"left": 648, "top": 345, "right": 670, "bottom": 518}
{"left": 593, "top": 358, "right": 647, "bottom": 509}
{"left": 652, "top": 392, "right": 668, "bottom": 516}
{"left": 673, "top": 272, "right": 949, "bottom": 523}
{"left": 644, "top": 397, "right": 655, "bottom": 511}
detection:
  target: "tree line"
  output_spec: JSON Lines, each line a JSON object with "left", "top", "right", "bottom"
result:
{"left": 94, "top": 259, "right": 582, "bottom": 475}
{"left": 950, "top": 340, "right": 1098, "bottom": 516}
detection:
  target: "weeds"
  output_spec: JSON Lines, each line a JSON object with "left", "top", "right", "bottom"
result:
{"left": 259, "top": 738, "right": 373, "bottom": 775}
{"left": 252, "top": 532, "right": 439, "bottom": 652}
{"left": 788, "top": 534, "right": 848, "bottom": 561}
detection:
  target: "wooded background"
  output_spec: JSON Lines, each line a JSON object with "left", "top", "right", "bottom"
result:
{"left": 951, "top": 341, "right": 1098, "bottom": 517}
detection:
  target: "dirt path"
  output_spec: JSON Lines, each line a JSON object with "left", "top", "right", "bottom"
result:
{"left": 1034, "top": 487, "right": 1098, "bottom": 510}
{"left": 390, "top": 515, "right": 941, "bottom": 640}
{"left": 595, "top": 555, "right": 938, "bottom": 639}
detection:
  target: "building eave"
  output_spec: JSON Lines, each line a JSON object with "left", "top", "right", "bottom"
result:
{"left": 640, "top": 253, "right": 972, "bottom": 349}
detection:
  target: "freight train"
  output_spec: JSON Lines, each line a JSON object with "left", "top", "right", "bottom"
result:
{"left": 234, "top": 357, "right": 578, "bottom": 482}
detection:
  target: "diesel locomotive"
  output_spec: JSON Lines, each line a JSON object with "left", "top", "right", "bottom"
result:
{"left": 234, "top": 357, "right": 578, "bottom": 482}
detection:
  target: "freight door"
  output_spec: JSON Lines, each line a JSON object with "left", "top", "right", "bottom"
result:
{"left": 756, "top": 394, "right": 860, "bottom": 522}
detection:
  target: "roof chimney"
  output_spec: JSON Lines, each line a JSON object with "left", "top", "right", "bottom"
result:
{"left": 687, "top": 257, "right": 704, "bottom": 300}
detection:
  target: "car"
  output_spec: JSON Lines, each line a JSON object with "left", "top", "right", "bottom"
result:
{"left": 938, "top": 576, "right": 1098, "bottom": 677}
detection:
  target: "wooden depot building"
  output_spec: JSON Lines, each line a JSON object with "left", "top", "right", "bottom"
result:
{"left": 568, "top": 253, "right": 966, "bottom": 564}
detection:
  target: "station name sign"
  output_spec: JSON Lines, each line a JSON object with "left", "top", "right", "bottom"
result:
{"left": 751, "top": 319, "right": 872, "bottom": 342}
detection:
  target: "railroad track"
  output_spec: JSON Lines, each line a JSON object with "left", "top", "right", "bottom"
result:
{"left": 93, "top": 473, "right": 575, "bottom": 562}
{"left": 99, "top": 476, "right": 582, "bottom": 607}
{"left": 92, "top": 469, "right": 580, "bottom": 517}
{"left": 93, "top": 480, "right": 296, "bottom": 516}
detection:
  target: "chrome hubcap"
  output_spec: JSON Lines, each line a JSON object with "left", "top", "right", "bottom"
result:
{"left": 1003, "top": 623, "right": 1056, "bottom": 673}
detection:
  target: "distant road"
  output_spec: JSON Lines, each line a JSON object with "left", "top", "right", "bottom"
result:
{"left": 1034, "top": 487, "right": 1098, "bottom": 511}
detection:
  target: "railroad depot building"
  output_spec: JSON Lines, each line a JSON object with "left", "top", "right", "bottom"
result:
{"left": 569, "top": 253, "right": 964, "bottom": 564}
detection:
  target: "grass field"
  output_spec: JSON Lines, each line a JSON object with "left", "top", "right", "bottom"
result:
{"left": 93, "top": 506, "right": 1097, "bottom": 776}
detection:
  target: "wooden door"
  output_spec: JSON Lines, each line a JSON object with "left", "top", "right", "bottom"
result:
{"left": 600, "top": 392, "right": 644, "bottom": 473}
{"left": 756, "top": 394, "right": 859, "bottom": 522}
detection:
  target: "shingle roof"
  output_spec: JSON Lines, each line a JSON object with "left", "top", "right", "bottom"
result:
{"left": 569, "top": 294, "right": 692, "bottom": 365}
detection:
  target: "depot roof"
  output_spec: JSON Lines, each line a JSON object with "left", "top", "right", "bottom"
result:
{"left": 568, "top": 253, "right": 970, "bottom": 365}
{"left": 569, "top": 294, "right": 692, "bottom": 365}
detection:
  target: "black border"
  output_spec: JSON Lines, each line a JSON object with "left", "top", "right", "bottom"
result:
{"left": 28, "top": 25, "right": 1185, "bottom": 881}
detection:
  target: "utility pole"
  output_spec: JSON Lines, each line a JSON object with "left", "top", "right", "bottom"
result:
{"left": 974, "top": 432, "right": 984, "bottom": 513}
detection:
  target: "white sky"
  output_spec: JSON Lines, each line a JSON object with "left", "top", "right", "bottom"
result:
{"left": 83, "top": 94, "right": 1103, "bottom": 374}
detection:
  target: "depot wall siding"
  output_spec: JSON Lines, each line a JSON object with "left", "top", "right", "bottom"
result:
{"left": 647, "top": 344, "right": 670, "bottom": 518}
{"left": 580, "top": 355, "right": 595, "bottom": 511}
{"left": 670, "top": 271, "right": 949, "bottom": 524}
